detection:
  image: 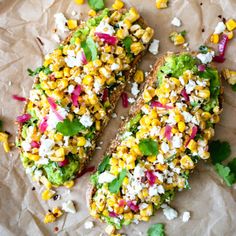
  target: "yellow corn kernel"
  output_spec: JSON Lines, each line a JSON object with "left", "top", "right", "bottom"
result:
{"left": 142, "top": 27, "right": 154, "bottom": 44}
{"left": 106, "top": 77, "right": 116, "bottom": 85}
{"left": 140, "top": 204, "right": 153, "bottom": 217}
{"left": 88, "top": 9, "right": 96, "bottom": 17}
{"left": 55, "top": 147, "right": 65, "bottom": 158}
{"left": 201, "top": 151, "right": 210, "bottom": 160}
{"left": 171, "top": 77, "right": 181, "bottom": 87}
{"left": 210, "top": 34, "right": 219, "bottom": 44}
{"left": 74, "top": 0, "right": 84, "bottom": 4}
{"left": 64, "top": 180, "right": 74, "bottom": 188}
{"left": 95, "top": 120, "right": 101, "bottom": 131}
{"left": 130, "top": 42, "right": 145, "bottom": 55}
{"left": 41, "top": 189, "right": 55, "bottom": 201}
{"left": 39, "top": 71, "right": 47, "bottom": 80}
{"left": 107, "top": 198, "right": 116, "bottom": 207}
{"left": 40, "top": 176, "right": 52, "bottom": 189}
{"left": 187, "top": 139, "right": 197, "bottom": 152}
{"left": 67, "top": 19, "right": 77, "bottom": 30}
{"left": 178, "top": 121, "right": 186, "bottom": 132}
{"left": 226, "top": 19, "right": 236, "bottom": 31}
{"left": 110, "top": 157, "right": 118, "bottom": 166}
{"left": 198, "top": 89, "right": 210, "bottom": 99}
{"left": 116, "top": 29, "right": 127, "bottom": 40}
{"left": 63, "top": 67, "right": 70, "bottom": 77}
{"left": 54, "top": 71, "right": 63, "bottom": 79}
{"left": 222, "top": 68, "right": 236, "bottom": 85}
{"left": 44, "top": 212, "right": 56, "bottom": 224}
{"left": 147, "top": 155, "right": 156, "bottom": 163}
{"left": 225, "top": 30, "right": 234, "bottom": 40}
{"left": 41, "top": 81, "right": 49, "bottom": 90}
{"left": 180, "top": 155, "right": 194, "bottom": 169}
{"left": 110, "top": 166, "right": 119, "bottom": 176}
{"left": 156, "top": 0, "right": 168, "bottom": 9}
{"left": 118, "top": 159, "right": 125, "bottom": 168}
{"left": 51, "top": 90, "right": 64, "bottom": 100}
{"left": 83, "top": 75, "right": 93, "bottom": 86}
{"left": 211, "top": 114, "right": 220, "bottom": 123}
{"left": 175, "top": 114, "right": 183, "bottom": 122}
{"left": 58, "top": 78, "right": 68, "bottom": 90}
{"left": 112, "top": 0, "right": 124, "bottom": 10}
{"left": 102, "top": 209, "right": 109, "bottom": 217}
{"left": 126, "top": 7, "right": 140, "bottom": 23}
{"left": 201, "top": 112, "right": 211, "bottom": 120}
{"left": 123, "top": 19, "right": 132, "bottom": 29}
{"left": 105, "top": 225, "right": 116, "bottom": 235}
{"left": 143, "top": 87, "right": 155, "bottom": 102}
{"left": 124, "top": 212, "right": 134, "bottom": 221}
{"left": 78, "top": 106, "right": 87, "bottom": 115}
{"left": 0, "top": 132, "right": 8, "bottom": 142}
{"left": 50, "top": 155, "right": 65, "bottom": 162}
{"left": 156, "top": 163, "right": 167, "bottom": 171}
{"left": 151, "top": 119, "right": 161, "bottom": 127}
{"left": 159, "top": 97, "right": 168, "bottom": 105}
{"left": 3, "top": 142, "right": 10, "bottom": 153}
{"left": 174, "top": 34, "right": 185, "bottom": 45}
{"left": 27, "top": 153, "right": 40, "bottom": 161}
{"left": 126, "top": 161, "right": 135, "bottom": 170}
{"left": 134, "top": 70, "right": 144, "bottom": 84}
{"left": 77, "top": 137, "right": 86, "bottom": 146}
{"left": 52, "top": 207, "right": 63, "bottom": 218}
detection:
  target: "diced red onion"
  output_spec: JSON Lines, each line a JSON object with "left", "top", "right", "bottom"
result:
{"left": 30, "top": 141, "right": 40, "bottom": 148}
{"left": 16, "top": 113, "right": 31, "bottom": 123}
{"left": 101, "top": 88, "right": 109, "bottom": 102}
{"left": 198, "top": 64, "right": 206, "bottom": 72}
{"left": 213, "top": 55, "right": 225, "bottom": 63}
{"left": 95, "top": 32, "right": 117, "bottom": 45}
{"left": 121, "top": 92, "right": 129, "bottom": 108}
{"left": 164, "top": 125, "right": 172, "bottom": 141}
{"left": 151, "top": 101, "right": 173, "bottom": 109}
{"left": 145, "top": 170, "right": 157, "bottom": 186}
{"left": 109, "top": 211, "right": 118, "bottom": 218}
{"left": 47, "top": 97, "right": 64, "bottom": 121}
{"left": 39, "top": 117, "right": 48, "bottom": 133}
{"left": 127, "top": 201, "right": 139, "bottom": 212}
{"left": 185, "top": 125, "right": 198, "bottom": 147}
{"left": 181, "top": 88, "right": 190, "bottom": 102}
{"left": 71, "top": 85, "right": 82, "bottom": 107}
{"left": 81, "top": 50, "right": 88, "bottom": 65}
{"left": 218, "top": 34, "right": 228, "bottom": 56}
{"left": 77, "top": 166, "right": 95, "bottom": 178}
{"left": 118, "top": 199, "right": 126, "bottom": 207}
{"left": 12, "top": 95, "right": 27, "bottom": 102}
{"left": 58, "top": 158, "right": 69, "bottom": 167}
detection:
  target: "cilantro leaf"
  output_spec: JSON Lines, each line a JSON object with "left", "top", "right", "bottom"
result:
{"left": 125, "top": 113, "right": 141, "bottom": 131}
{"left": 98, "top": 155, "right": 110, "bottom": 173}
{"left": 138, "top": 139, "right": 158, "bottom": 156}
{"left": 209, "top": 140, "right": 231, "bottom": 164}
{"left": 123, "top": 36, "right": 133, "bottom": 53}
{"left": 215, "top": 163, "right": 236, "bottom": 187}
{"left": 199, "top": 45, "right": 209, "bottom": 54}
{"left": 147, "top": 223, "right": 165, "bottom": 236}
{"left": 88, "top": 0, "right": 105, "bottom": 11}
{"left": 27, "top": 66, "right": 51, "bottom": 77}
{"left": 228, "top": 158, "right": 236, "bottom": 173}
{"left": 56, "top": 119, "right": 86, "bottom": 136}
{"left": 108, "top": 169, "right": 127, "bottom": 193}
{"left": 81, "top": 37, "right": 97, "bottom": 61}
{"left": 180, "top": 30, "right": 187, "bottom": 36}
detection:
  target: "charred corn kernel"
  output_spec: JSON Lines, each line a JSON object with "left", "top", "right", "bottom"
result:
{"left": 0, "top": 132, "right": 8, "bottom": 142}
{"left": 180, "top": 155, "right": 194, "bottom": 169}
{"left": 77, "top": 137, "right": 86, "bottom": 146}
{"left": 67, "top": 19, "right": 77, "bottom": 30}
{"left": 126, "top": 7, "right": 140, "bottom": 23}
{"left": 156, "top": 0, "right": 168, "bottom": 9}
{"left": 55, "top": 147, "right": 65, "bottom": 157}
{"left": 27, "top": 153, "right": 40, "bottom": 161}
{"left": 52, "top": 207, "right": 63, "bottom": 218}
{"left": 142, "top": 27, "right": 154, "bottom": 44}
{"left": 178, "top": 121, "right": 186, "bottom": 132}
{"left": 3, "top": 142, "right": 10, "bottom": 153}
{"left": 198, "top": 89, "right": 210, "bottom": 99}
{"left": 58, "top": 79, "right": 68, "bottom": 90}
{"left": 210, "top": 34, "right": 219, "bottom": 44}
{"left": 51, "top": 90, "right": 64, "bottom": 100}
{"left": 88, "top": 9, "right": 96, "bottom": 17}
{"left": 201, "top": 112, "right": 211, "bottom": 120}
{"left": 83, "top": 75, "right": 93, "bottom": 86}
{"left": 201, "top": 151, "right": 210, "bottom": 160}
{"left": 187, "top": 139, "right": 197, "bottom": 152}
{"left": 95, "top": 120, "right": 101, "bottom": 131}
{"left": 74, "top": 0, "right": 84, "bottom": 4}
{"left": 40, "top": 176, "right": 52, "bottom": 189}
{"left": 54, "top": 71, "right": 63, "bottom": 79}
{"left": 175, "top": 114, "right": 183, "bottom": 122}
{"left": 222, "top": 68, "right": 236, "bottom": 85}
{"left": 112, "top": 0, "right": 124, "bottom": 10}
{"left": 116, "top": 29, "right": 127, "bottom": 39}
{"left": 44, "top": 212, "right": 56, "bottom": 224}
{"left": 147, "top": 155, "right": 156, "bottom": 163}
{"left": 130, "top": 42, "right": 145, "bottom": 55}
{"left": 64, "top": 180, "right": 74, "bottom": 188}
{"left": 225, "top": 30, "right": 234, "bottom": 40}
{"left": 42, "top": 189, "right": 55, "bottom": 201}
{"left": 105, "top": 225, "right": 116, "bottom": 235}
{"left": 156, "top": 163, "right": 167, "bottom": 171}
{"left": 124, "top": 212, "right": 134, "bottom": 221}
{"left": 134, "top": 70, "right": 144, "bottom": 84}
{"left": 211, "top": 114, "right": 220, "bottom": 123}
{"left": 226, "top": 19, "right": 236, "bottom": 31}
{"left": 174, "top": 34, "right": 185, "bottom": 45}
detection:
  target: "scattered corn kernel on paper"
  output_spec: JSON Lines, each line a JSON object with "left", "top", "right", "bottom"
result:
{"left": 1, "top": 0, "right": 236, "bottom": 235}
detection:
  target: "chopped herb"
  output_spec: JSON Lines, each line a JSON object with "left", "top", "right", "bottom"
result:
{"left": 27, "top": 66, "right": 51, "bottom": 77}
{"left": 88, "top": 0, "right": 105, "bottom": 11}
{"left": 125, "top": 113, "right": 141, "bottom": 132}
{"left": 108, "top": 169, "right": 127, "bottom": 193}
{"left": 228, "top": 158, "right": 236, "bottom": 173}
{"left": 215, "top": 163, "right": 235, "bottom": 187}
{"left": 81, "top": 37, "right": 97, "bottom": 61}
{"left": 180, "top": 30, "right": 187, "bottom": 36}
{"left": 98, "top": 155, "right": 110, "bottom": 173}
{"left": 147, "top": 223, "right": 165, "bottom": 236}
{"left": 139, "top": 139, "right": 158, "bottom": 156}
{"left": 56, "top": 119, "right": 86, "bottom": 136}
{"left": 209, "top": 140, "right": 231, "bottom": 164}
{"left": 123, "top": 36, "right": 133, "bottom": 53}
{"left": 199, "top": 45, "right": 209, "bottom": 54}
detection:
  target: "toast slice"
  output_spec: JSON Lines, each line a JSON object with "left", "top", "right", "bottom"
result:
{"left": 88, "top": 52, "right": 222, "bottom": 229}
{"left": 17, "top": 7, "right": 153, "bottom": 187}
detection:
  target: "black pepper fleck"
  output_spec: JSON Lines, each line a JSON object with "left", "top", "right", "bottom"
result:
{"left": 53, "top": 194, "right": 59, "bottom": 201}
{"left": 202, "top": 28, "right": 205, "bottom": 32}
{"left": 218, "top": 15, "right": 222, "bottom": 19}
{"left": 200, "top": 2, "right": 203, "bottom": 6}
{"left": 32, "top": 187, "right": 35, "bottom": 191}
{"left": 223, "top": 18, "right": 226, "bottom": 23}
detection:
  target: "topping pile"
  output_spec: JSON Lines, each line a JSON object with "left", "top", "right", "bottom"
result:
{"left": 17, "top": 7, "right": 153, "bottom": 186}
{"left": 90, "top": 54, "right": 221, "bottom": 229}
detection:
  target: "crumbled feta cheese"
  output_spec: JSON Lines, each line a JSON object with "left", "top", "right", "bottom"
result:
{"left": 214, "top": 21, "right": 226, "bottom": 34}
{"left": 34, "top": 169, "right": 43, "bottom": 180}
{"left": 65, "top": 50, "right": 84, "bottom": 68}
{"left": 68, "top": 84, "right": 75, "bottom": 94}
{"left": 95, "top": 19, "right": 115, "bottom": 36}
{"left": 139, "top": 203, "right": 149, "bottom": 210}
{"left": 98, "top": 171, "right": 116, "bottom": 184}
{"left": 197, "top": 51, "right": 214, "bottom": 64}
{"left": 84, "top": 220, "right": 94, "bottom": 229}
{"left": 182, "top": 211, "right": 191, "bottom": 222}
{"left": 148, "top": 39, "right": 160, "bottom": 55}
{"left": 80, "top": 113, "right": 93, "bottom": 127}
{"left": 71, "top": 10, "right": 77, "bottom": 16}
{"left": 149, "top": 186, "right": 158, "bottom": 196}
{"left": 141, "top": 105, "right": 149, "bottom": 114}
{"left": 84, "top": 140, "right": 92, "bottom": 148}
{"left": 62, "top": 200, "right": 76, "bottom": 214}
{"left": 161, "top": 142, "right": 169, "bottom": 153}
{"left": 182, "top": 111, "right": 193, "bottom": 123}
{"left": 21, "top": 141, "right": 31, "bottom": 152}
{"left": 157, "top": 153, "right": 164, "bottom": 164}
{"left": 52, "top": 33, "right": 60, "bottom": 43}
{"left": 54, "top": 13, "right": 68, "bottom": 33}
{"left": 133, "top": 165, "right": 145, "bottom": 179}
{"left": 155, "top": 172, "right": 164, "bottom": 182}
{"left": 128, "top": 98, "right": 136, "bottom": 104}
{"left": 111, "top": 63, "right": 120, "bottom": 71}
{"left": 163, "top": 206, "right": 178, "bottom": 220}
{"left": 111, "top": 113, "right": 117, "bottom": 118}
{"left": 74, "top": 76, "right": 82, "bottom": 84}
{"left": 131, "top": 82, "right": 140, "bottom": 97}
{"left": 35, "top": 157, "right": 49, "bottom": 165}
{"left": 185, "top": 80, "right": 196, "bottom": 94}
{"left": 94, "top": 79, "right": 102, "bottom": 93}
{"left": 29, "top": 89, "right": 41, "bottom": 102}
{"left": 47, "top": 107, "right": 68, "bottom": 130}
{"left": 157, "top": 185, "right": 165, "bottom": 194}
{"left": 150, "top": 126, "right": 161, "bottom": 137}
{"left": 167, "top": 177, "right": 173, "bottom": 184}
{"left": 171, "top": 17, "right": 182, "bottom": 27}
{"left": 39, "top": 138, "right": 55, "bottom": 158}
{"left": 122, "top": 131, "right": 132, "bottom": 139}
{"left": 172, "top": 135, "right": 183, "bottom": 148}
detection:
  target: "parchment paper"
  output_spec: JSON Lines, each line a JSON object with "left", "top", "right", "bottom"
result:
{"left": 1, "top": 0, "right": 236, "bottom": 235}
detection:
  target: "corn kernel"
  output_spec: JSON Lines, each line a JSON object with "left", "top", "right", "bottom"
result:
{"left": 3, "top": 141, "right": 10, "bottom": 153}
{"left": 67, "top": 19, "right": 77, "bottom": 30}
{"left": 226, "top": 19, "right": 236, "bottom": 31}
{"left": 201, "top": 112, "right": 211, "bottom": 120}
{"left": 52, "top": 207, "right": 63, "bottom": 218}
{"left": 49, "top": 155, "right": 65, "bottom": 162}
{"left": 96, "top": 120, "right": 101, "bottom": 131}
{"left": 88, "top": 9, "right": 96, "bottom": 17}
{"left": 83, "top": 75, "right": 93, "bottom": 86}
{"left": 27, "top": 153, "right": 40, "bottom": 161}
{"left": 54, "top": 71, "right": 63, "bottom": 79}
{"left": 156, "top": 163, "right": 167, "bottom": 171}
{"left": 44, "top": 212, "right": 56, "bottom": 224}
{"left": 64, "top": 180, "right": 74, "bottom": 188}
{"left": 130, "top": 42, "right": 145, "bottom": 55}
{"left": 175, "top": 114, "right": 183, "bottom": 122}
{"left": 210, "top": 34, "right": 219, "bottom": 44}
{"left": 147, "top": 155, "right": 156, "bottom": 163}
{"left": 0, "top": 132, "right": 8, "bottom": 142}
{"left": 123, "top": 176, "right": 129, "bottom": 186}
{"left": 174, "top": 34, "right": 185, "bottom": 45}
{"left": 41, "top": 189, "right": 55, "bottom": 201}
{"left": 156, "top": 0, "right": 168, "bottom": 9}
{"left": 124, "top": 212, "right": 134, "bottom": 221}
{"left": 55, "top": 147, "right": 65, "bottom": 157}
{"left": 198, "top": 89, "right": 210, "bottom": 99}
{"left": 112, "top": 0, "right": 124, "bottom": 10}
{"left": 142, "top": 27, "right": 154, "bottom": 44}
{"left": 178, "top": 121, "right": 186, "bottom": 132}
{"left": 126, "top": 7, "right": 140, "bottom": 23}
{"left": 134, "top": 70, "right": 144, "bottom": 84}
{"left": 105, "top": 225, "right": 116, "bottom": 235}
{"left": 187, "top": 139, "right": 197, "bottom": 152}
{"left": 180, "top": 155, "right": 194, "bottom": 169}
{"left": 40, "top": 176, "right": 52, "bottom": 189}
{"left": 77, "top": 137, "right": 86, "bottom": 146}
{"left": 116, "top": 29, "right": 128, "bottom": 39}
{"left": 225, "top": 30, "right": 234, "bottom": 40}
{"left": 201, "top": 151, "right": 210, "bottom": 160}
{"left": 74, "top": 0, "right": 84, "bottom": 4}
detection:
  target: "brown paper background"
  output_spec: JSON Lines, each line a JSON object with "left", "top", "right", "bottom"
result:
{"left": 1, "top": 0, "right": 236, "bottom": 235}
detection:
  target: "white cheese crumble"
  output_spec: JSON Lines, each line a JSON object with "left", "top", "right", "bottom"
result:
{"left": 157, "top": 185, "right": 165, "bottom": 194}
{"left": 80, "top": 113, "right": 93, "bottom": 127}
{"left": 65, "top": 50, "right": 84, "bottom": 68}
{"left": 171, "top": 17, "right": 182, "bottom": 27}
{"left": 54, "top": 13, "right": 68, "bottom": 33}
{"left": 84, "top": 220, "right": 94, "bottom": 229}
{"left": 197, "top": 51, "right": 214, "bottom": 64}
{"left": 68, "top": 85, "right": 75, "bottom": 94}
{"left": 214, "top": 21, "right": 226, "bottom": 34}
{"left": 163, "top": 206, "right": 178, "bottom": 220}
{"left": 94, "top": 79, "right": 102, "bottom": 93}
{"left": 98, "top": 171, "right": 116, "bottom": 184}
{"left": 133, "top": 165, "right": 145, "bottom": 179}
{"left": 21, "top": 141, "right": 31, "bottom": 152}
{"left": 185, "top": 79, "right": 196, "bottom": 94}
{"left": 95, "top": 19, "right": 115, "bottom": 36}
{"left": 149, "top": 39, "right": 160, "bottom": 55}
{"left": 161, "top": 142, "right": 169, "bottom": 154}
{"left": 128, "top": 98, "right": 135, "bottom": 104}
{"left": 111, "top": 113, "right": 117, "bottom": 118}
{"left": 62, "top": 200, "right": 76, "bottom": 214}
{"left": 172, "top": 135, "right": 183, "bottom": 148}
{"left": 157, "top": 153, "right": 164, "bottom": 164}
{"left": 47, "top": 107, "right": 68, "bottom": 130}
{"left": 111, "top": 63, "right": 120, "bottom": 71}
{"left": 182, "top": 111, "right": 193, "bottom": 123}
{"left": 182, "top": 211, "right": 191, "bottom": 222}
{"left": 35, "top": 157, "right": 49, "bottom": 165}
{"left": 131, "top": 82, "right": 140, "bottom": 97}
{"left": 39, "top": 137, "right": 55, "bottom": 158}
